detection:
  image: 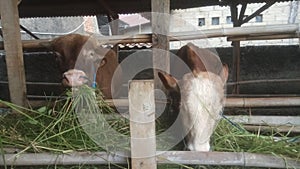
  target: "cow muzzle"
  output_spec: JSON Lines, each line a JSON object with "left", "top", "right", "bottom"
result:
{"left": 62, "top": 69, "right": 89, "bottom": 87}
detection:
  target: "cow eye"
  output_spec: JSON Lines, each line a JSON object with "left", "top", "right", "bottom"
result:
{"left": 90, "top": 51, "right": 94, "bottom": 56}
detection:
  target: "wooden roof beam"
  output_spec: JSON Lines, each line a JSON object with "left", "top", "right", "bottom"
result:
{"left": 238, "top": 3, "right": 247, "bottom": 26}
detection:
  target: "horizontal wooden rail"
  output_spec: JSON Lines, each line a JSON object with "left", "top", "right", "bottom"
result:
{"left": 227, "top": 115, "right": 300, "bottom": 126}
{"left": 243, "top": 125, "right": 300, "bottom": 133}
{"left": 0, "top": 81, "right": 61, "bottom": 86}
{"left": 225, "top": 97, "right": 300, "bottom": 107}
{"left": 0, "top": 151, "right": 299, "bottom": 168}
{"left": 227, "top": 33, "right": 299, "bottom": 41}
{"left": 1, "top": 97, "right": 300, "bottom": 108}
{"left": 2, "top": 78, "right": 300, "bottom": 87}
{"left": 0, "top": 24, "right": 299, "bottom": 50}
{"left": 227, "top": 115, "right": 300, "bottom": 133}
{"left": 104, "top": 97, "right": 300, "bottom": 108}
{"left": 226, "top": 78, "right": 300, "bottom": 86}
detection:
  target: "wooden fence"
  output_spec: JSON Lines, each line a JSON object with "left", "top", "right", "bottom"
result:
{"left": 1, "top": 80, "right": 300, "bottom": 168}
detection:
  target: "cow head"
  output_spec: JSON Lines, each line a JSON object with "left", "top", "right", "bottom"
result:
{"left": 158, "top": 43, "right": 228, "bottom": 151}
{"left": 42, "top": 34, "right": 121, "bottom": 99}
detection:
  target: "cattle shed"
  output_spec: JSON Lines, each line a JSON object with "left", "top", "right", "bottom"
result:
{"left": 0, "top": 0, "right": 300, "bottom": 168}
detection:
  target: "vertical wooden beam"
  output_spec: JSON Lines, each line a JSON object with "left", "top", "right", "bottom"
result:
{"left": 151, "top": 0, "right": 170, "bottom": 126}
{"left": 129, "top": 80, "right": 156, "bottom": 169}
{"left": 230, "top": 4, "right": 241, "bottom": 94}
{"left": 0, "top": 0, "right": 27, "bottom": 107}
{"left": 151, "top": 0, "right": 170, "bottom": 77}
{"left": 108, "top": 14, "right": 119, "bottom": 60}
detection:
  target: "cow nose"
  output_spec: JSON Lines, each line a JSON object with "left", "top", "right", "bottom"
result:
{"left": 62, "top": 73, "right": 69, "bottom": 83}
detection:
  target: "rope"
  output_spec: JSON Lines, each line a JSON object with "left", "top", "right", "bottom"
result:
{"left": 221, "top": 113, "right": 246, "bottom": 132}
{"left": 92, "top": 64, "right": 97, "bottom": 88}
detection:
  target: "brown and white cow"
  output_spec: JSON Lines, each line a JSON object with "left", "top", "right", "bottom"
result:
{"left": 42, "top": 34, "right": 122, "bottom": 99}
{"left": 158, "top": 43, "right": 228, "bottom": 151}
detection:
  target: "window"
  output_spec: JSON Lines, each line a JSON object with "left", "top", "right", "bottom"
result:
{"left": 256, "top": 14, "right": 263, "bottom": 22}
{"left": 211, "top": 17, "right": 220, "bottom": 25}
{"left": 226, "top": 16, "right": 232, "bottom": 24}
{"left": 198, "top": 18, "right": 205, "bottom": 26}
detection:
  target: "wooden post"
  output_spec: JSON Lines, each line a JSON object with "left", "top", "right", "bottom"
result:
{"left": 230, "top": 3, "right": 241, "bottom": 94}
{"left": 0, "top": 0, "right": 27, "bottom": 107}
{"left": 108, "top": 14, "right": 119, "bottom": 61}
{"left": 151, "top": 0, "right": 170, "bottom": 129}
{"left": 129, "top": 80, "right": 156, "bottom": 169}
{"left": 151, "top": 0, "right": 170, "bottom": 77}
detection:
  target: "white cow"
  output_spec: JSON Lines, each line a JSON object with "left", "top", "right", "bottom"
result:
{"left": 158, "top": 43, "right": 228, "bottom": 151}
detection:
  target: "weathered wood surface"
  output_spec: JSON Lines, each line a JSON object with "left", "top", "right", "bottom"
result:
{"left": 151, "top": 0, "right": 170, "bottom": 98}
{"left": 129, "top": 80, "right": 156, "bottom": 169}
{"left": 0, "top": 0, "right": 27, "bottom": 107}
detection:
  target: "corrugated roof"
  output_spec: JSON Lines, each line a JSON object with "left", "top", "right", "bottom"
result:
{"left": 17, "top": 0, "right": 293, "bottom": 18}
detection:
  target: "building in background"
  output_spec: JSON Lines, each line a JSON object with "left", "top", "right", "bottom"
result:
{"left": 171, "top": 1, "right": 299, "bottom": 48}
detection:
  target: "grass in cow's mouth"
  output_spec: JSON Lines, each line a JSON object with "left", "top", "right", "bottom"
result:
{"left": 0, "top": 85, "right": 299, "bottom": 168}
{"left": 0, "top": 86, "right": 104, "bottom": 153}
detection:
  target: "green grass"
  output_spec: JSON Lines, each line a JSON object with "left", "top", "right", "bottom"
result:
{"left": 213, "top": 120, "right": 300, "bottom": 159}
{"left": 0, "top": 85, "right": 299, "bottom": 169}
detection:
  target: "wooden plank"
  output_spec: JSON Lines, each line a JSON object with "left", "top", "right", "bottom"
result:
{"left": 151, "top": 1, "right": 170, "bottom": 144}
{"left": 129, "top": 80, "right": 156, "bottom": 169}
{"left": 230, "top": 3, "right": 241, "bottom": 94}
{"left": 0, "top": 0, "right": 27, "bottom": 107}
{"left": 151, "top": 0, "right": 170, "bottom": 76}
{"left": 1, "top": 151, "right": 299, "bottom": 168}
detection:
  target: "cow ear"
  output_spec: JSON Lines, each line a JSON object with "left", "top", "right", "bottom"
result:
{"left": 220, "top": 64, "right": 229, "bottom": 83}
{"left": 99, "top": 58, "right": 107, "bottom": 67}
{"left": 158, "top": 71, "right": 179, "bottom": 92}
